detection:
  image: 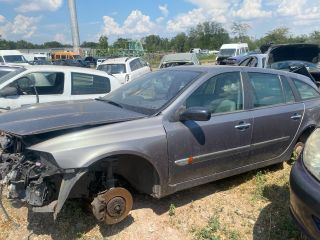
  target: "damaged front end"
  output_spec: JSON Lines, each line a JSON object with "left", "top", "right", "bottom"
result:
{"left": 0, "top": 133, "right": 85, "bottom": 219}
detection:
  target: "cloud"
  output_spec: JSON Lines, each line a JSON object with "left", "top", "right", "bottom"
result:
{"left": 159, "top": 4, "right": 169, "bottom": 17}
{"left": 232, "top": 0, "right": 272, "bottom": 19}
{"left": 167, "top": 8, "right": 209, "bottom": 32}
{"left": 0, "top": 14, "right": 40, "bottom": 38}
{"left": 54, "top": 33, "right": 66, "bottom": 43}
{"left": 0, "top": 15, "right": 6, "bottom": 23}
{"left": 15, "top": 0, "right": 63, "bottom": 12}
{"left": 101, "top": 10, "right": 156, "bottom": 38}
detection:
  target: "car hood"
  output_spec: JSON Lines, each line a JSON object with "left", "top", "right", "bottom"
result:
{"left": 0, "top": 99, "right": 146, "bottom": 136}
{"left": 267, "top": 44, "right": 320, "bottom": 66}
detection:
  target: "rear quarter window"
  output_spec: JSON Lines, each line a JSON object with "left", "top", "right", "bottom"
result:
{"left": 293, "top": 78, "right": 320, "bottom": 100}
{"left": 71, "top": 72, "right": 110, "bottom": 95}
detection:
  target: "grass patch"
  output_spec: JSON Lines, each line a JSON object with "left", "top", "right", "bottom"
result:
{"left": 169, "top": 203, "right": 176, "bottom": 216}
{"left": 252, "top": 171, "right": 267, "bottom": 202}
{"left": 194, "top": 216, "right": 220, "bottom": 240}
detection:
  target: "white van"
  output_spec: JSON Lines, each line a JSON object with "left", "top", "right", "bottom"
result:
{"left": 0, "top": 50, "right": 30, "bottom": 66}
{"left": 216, "top": 43, "right": 249, "bottom": 65}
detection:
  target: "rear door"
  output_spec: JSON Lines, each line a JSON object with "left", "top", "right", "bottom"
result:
{"left": 69, "top": 72, "right": 111, "bottom": 100}
{"left": 245, "top": 71, "right": 304, "bottom": 162}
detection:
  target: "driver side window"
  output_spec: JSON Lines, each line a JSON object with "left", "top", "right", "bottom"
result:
{"left": 186, "top": 72, "right": 243, "bottom": 114}
{"left": 8, "top": 72, "right": 64, "bottom": 95}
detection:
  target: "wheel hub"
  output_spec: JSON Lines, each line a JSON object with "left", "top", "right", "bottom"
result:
{"left": 106, "top": 196, "right": 126, "bottom": 217}
{"left": 91, "top": 187, "right": 133, "bottom": 225}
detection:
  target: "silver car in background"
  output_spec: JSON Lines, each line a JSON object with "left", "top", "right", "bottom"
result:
{"left": 159, "top": 53, "right": 200, "bottom": 68}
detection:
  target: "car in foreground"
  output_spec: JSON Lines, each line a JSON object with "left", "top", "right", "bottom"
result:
{"left": 290, "top": 128, "right": 320, "bottom": 240}
{"left": 0, "top": 66, "right": 320, "bottom": 225}
{"left": 0, "top": 65, "right": 120, "bottom": 111}
{"left": 97, "top": 57, "right": 151, "bottom": 84}
{"left": 159, "top": 53, "right": 200, "bottom": 68}
{"left": 238, "top": 54, "right": 267, "bottom": 68}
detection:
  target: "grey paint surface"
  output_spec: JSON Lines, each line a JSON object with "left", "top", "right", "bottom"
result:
{"left": 0, "top": 99, "right": 145, "bottom": 135}
{"left": 1, "top": 65, "right": 320, "bottom": 199}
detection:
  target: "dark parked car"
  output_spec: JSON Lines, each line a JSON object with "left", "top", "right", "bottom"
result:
{"left": 84, "top": 56, "right": 97, "bottom": 67}
{"left": 0, "top": 66, "right": 320, "bottom": 225}
{"left": 266, "top": 44, "right": 320, "bottom": 86}
{"left": 290, "top": 128, "right": 320, "bottom": 240}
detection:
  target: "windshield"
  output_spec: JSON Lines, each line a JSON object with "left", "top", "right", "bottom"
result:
{"left": 97, "top": 64, "right": 127, "bottom": 74}
{"left": 270, "top": 61, "right": 318, "bottom": 70}
{"left": 3, "top": 55, "right": 27, "bottom": 63}
{"left": 160, "top": 62, "right": 194, "bottom": 68}
{"left": 219, "top": 49, "right": 236, "bottom": 56}
{"left": 101, "top": 70, "right": 201, "bottom": 115}
{"left": 0, "top": 68, "right": 26, "bottom": 85}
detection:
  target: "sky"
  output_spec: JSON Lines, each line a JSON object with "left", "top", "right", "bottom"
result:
{"left": 0, "top": 0, "right": 320, "bottom": 44}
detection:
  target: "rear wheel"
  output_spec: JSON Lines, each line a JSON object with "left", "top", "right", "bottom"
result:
{"left": 91, "top": 187, "right": 133, "bottom": 225}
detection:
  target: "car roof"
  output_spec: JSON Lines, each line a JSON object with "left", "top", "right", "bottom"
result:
{"left": 22, "top": 65, "right": 112, "bottom": 76}
{"left": 164, "top": 65, "right": 314, "bottom": 84}
{"left": 161, "top": 53, "right": 197, "bottom": 63}
{"left": 102, "top": 57, "right": 138, "bottom": 64}
{"left": 0, "top": 65, "right": 24, "bottom": 71}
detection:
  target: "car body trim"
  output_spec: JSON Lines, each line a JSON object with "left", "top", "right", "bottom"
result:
{"left": 174, "top": 144, "right": 251, "bottom": 166}
{"left": 251, "top": 136, "right": 290, "bottom": 148}
{"left": 175, "top": 136, "right": 290, "bottom": 166}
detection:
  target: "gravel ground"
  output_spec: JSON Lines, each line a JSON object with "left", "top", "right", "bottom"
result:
{"left": 0, "top": 162, "right": 308, "bottom": 240}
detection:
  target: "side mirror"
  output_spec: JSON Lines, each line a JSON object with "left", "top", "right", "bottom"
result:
{"left": 0, "top": 87, "right": 18, "bottom": 97}
{"left": 180, "top": 107, "right": 211, "bottom": 121}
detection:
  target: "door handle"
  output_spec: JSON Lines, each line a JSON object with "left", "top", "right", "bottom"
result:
{"left": 235, "top": 122, "right": 251, "bottom": 130}
{"left": 291, "top": 114, "right": 302, "bottom": 120}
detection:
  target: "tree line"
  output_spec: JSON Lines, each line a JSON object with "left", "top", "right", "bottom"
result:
{"left": 1, "top": 22, "right": 320, "bottom": 52}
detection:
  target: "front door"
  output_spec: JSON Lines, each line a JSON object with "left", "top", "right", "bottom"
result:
{"left": 164, "top": 71, "right": 253, "bottom": 184}
{"left": 0, "top": 71, "right": 66, "bottom": 110}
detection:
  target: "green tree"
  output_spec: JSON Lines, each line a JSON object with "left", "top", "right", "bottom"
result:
{"left": 43, "top": 41, "right": 64, "bottom": 48}
{"left": 171, "top": 33, "right": 188, "bottom": 52}
{"left": 231, "top": 22, "right": 251, "bottom": 42}
{"left": 81, "top": 41, "right": 98, "bottom": 48}
{"left": 113, "top": 38, "right": 129, "bottom": 49}
{"left": 98, "top": 35, "right": 108, "bottom": 49}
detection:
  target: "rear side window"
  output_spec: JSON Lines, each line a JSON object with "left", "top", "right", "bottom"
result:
{"left": 71, "top": 73, "right": 110, "bottom": 95}
{"left": 239, "top": 57, "right": 251, "bottom": 66}
{"left": 280, "top": 76, "right": 295, "bottom": 103}
{"left": 97, "top": 64, "right": 126, "bottom": 74}
{"left": 293, "top": 78, "right": 320, "bottom": 100}
{"left": 248, "top": 72, "right": 285, "bottom": 107}
{"left": 0, "top": 56, "right": 4, "bottom": 63}
{"left": 129, "top": 59, "right": 143, "bottom": 71}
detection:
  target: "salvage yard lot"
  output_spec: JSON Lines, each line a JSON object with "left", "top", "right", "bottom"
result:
{"left": 0, "top": 163, "right": 307, "bottom": 240}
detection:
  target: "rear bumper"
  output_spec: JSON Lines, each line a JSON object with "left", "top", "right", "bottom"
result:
{"left": 290, "top": 158, "right": 320, "bottom": 240}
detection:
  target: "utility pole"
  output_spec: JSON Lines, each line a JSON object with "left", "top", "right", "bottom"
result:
{"left": 67, "top": 0, "right": 80, "bottom": 54}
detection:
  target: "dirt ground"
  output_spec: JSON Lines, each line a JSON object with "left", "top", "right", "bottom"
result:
{"left": 0, "top": 162, "right": 307, "bottom": 240}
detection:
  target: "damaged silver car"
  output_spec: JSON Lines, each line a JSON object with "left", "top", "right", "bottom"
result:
{"left": 0, "top": 66, "right": 320, "bottom": 225}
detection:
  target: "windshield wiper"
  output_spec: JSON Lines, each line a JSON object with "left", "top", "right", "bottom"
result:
{"left": 95, "top": 98, "right": 123, "bottom": 108}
